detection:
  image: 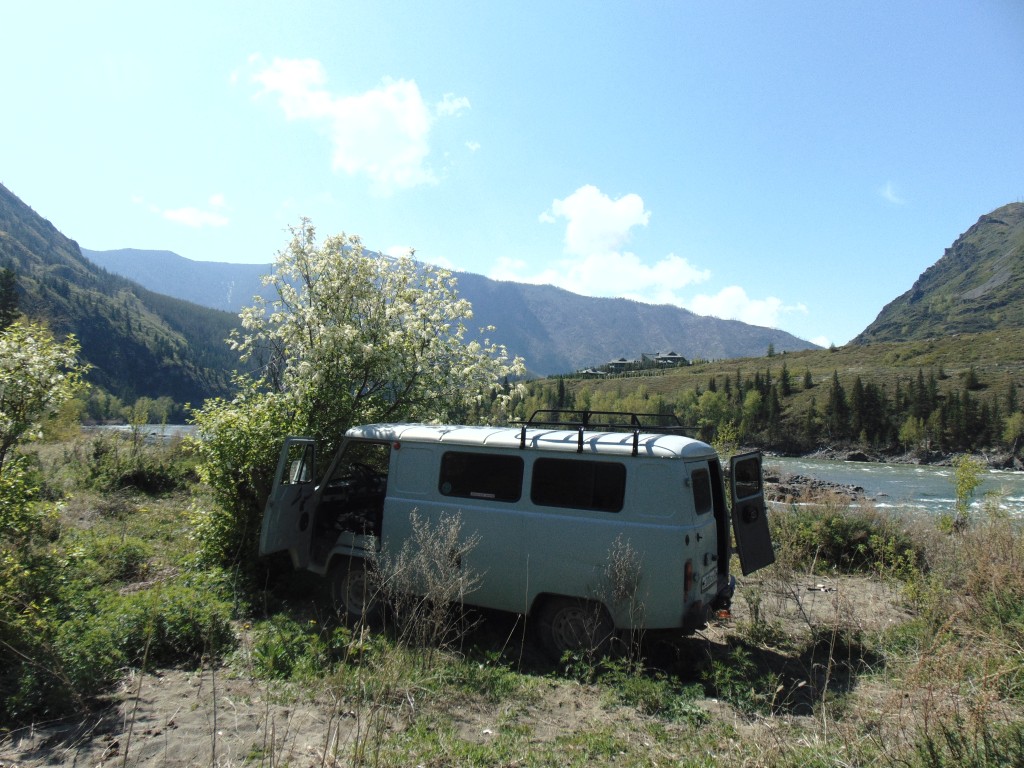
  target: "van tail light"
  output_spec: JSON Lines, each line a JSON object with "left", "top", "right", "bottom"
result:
{"left": 684, "top": 559, "right": 694, "bottom": 597}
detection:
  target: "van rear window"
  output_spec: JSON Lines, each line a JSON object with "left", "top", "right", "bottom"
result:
{"left": 691, "top": 468, "right": 712, "bottom": 514}
{"left": 531, "top": 458, "right": 626, "bottom": 512}
{"left": 439, "top": 452, "right": 523, "bottom": 502}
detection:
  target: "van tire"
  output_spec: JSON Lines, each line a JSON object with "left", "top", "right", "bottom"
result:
{"left": 535, "top": 597, "right": 614, "bottom": 661}
{"left": 328, "top": 558, "right": 381, "bottom": 626}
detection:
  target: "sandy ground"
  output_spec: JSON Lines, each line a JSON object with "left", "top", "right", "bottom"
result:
{"left": 0, "top": 573, "right": 909, "bottom": 768}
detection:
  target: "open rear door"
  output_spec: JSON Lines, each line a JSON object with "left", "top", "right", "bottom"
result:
{"left": 260, "top": 437, "right": 317, "bottom": 569}
{"left": 729, "top": 452, "right": 775, "bottom": 575}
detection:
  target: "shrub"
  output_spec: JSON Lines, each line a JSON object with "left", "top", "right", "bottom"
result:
{"left": 771, "top": 497, "right": 923, "bottom": 577}
{"left": 370, "top": 510, "right": 481, "bottom": 653}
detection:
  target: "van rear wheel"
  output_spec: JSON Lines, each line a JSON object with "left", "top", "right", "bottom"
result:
{"left": 535, "top": 597, "right": 614, "bottom": 661}
{"left": 329, "top": 558, "right": 381, "bottom": 626}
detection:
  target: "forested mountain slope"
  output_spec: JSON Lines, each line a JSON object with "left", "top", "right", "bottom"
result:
{"left": 0, "top": 183, "right": 240, "bottom": 404}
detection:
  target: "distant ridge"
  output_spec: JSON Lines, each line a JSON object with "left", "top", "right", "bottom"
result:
{"left": 85, "top": 249, "right": 819, "bottom": 376}
{"left": 855, "top": 202, "right": 1024, "bottom": 343}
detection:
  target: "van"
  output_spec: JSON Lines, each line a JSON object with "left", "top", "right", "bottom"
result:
{"left": 260, "top": 410, "right": 774, "bottom": 658}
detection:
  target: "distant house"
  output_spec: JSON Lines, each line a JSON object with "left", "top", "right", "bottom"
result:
{"left": 654, "top": 351, "right": 688, "bottom": 367}
{"left": 606, "top": 357, "right": 636, "bottom": 372}
{"left": 594, "top": 352, "right": 690, "bottom": 375}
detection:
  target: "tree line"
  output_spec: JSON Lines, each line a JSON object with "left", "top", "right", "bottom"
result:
{"left": 506, "top": 362, "right": 1024, "bottom": 456}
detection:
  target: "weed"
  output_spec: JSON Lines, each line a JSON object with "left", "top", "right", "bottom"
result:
{"left": 600, "top": 658, "right": 708, "bottom": 724}
{"left": 370, "top": 510, "right": 481, "bottom": 655}
{"left": 703, "top": 644, "right": 771, "bottom": 714}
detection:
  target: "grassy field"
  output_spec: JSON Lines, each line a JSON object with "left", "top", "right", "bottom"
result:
{"left": 2, "top": 432, "right": 1024, "bottom": 766}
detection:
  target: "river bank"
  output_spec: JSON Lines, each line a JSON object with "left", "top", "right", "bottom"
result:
{"left": 796, "top": 445, "right": 1024, "bottom": 471}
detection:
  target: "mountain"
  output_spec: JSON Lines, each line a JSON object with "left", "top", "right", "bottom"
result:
{"left": 0, "top": 183, "right": 240, "bottom": 404}
{"left": 855, "top": 202, "right": 1024, "bottom": 344}
{"left": 85, "top": 249, "right": 819, "bottom": 376}
{"left": 81, "top": 248, "right": 273, "bottom": 314}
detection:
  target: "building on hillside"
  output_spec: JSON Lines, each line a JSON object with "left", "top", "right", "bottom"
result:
{"left": 606, "top": 357, "right": 638, "bottom": 372}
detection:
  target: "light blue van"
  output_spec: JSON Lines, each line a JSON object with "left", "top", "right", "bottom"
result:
{"left": 260, "top": 411, "right": 774, "bottom": 658}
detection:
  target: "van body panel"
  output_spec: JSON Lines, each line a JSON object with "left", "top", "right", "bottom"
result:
{"left": 260, "top": 421, "right": 775, "bottom": 637}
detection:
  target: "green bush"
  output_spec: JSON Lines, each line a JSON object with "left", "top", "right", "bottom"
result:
{"left": 80, "top": 433, "right": 194, "bottom": 494}
{"left": 2, "top": 569, "right": 236, "bottom": 724}
{"left": 243, "top": 614, "right": 365, "bottom": 680}
{"left": 189, "top": 384, "right": 292, "bottom": 569}
{"left": 772, "top": 500, "right": 923, "bottom": 576}
{"left": 63, "top": 530, "right": 153, "bottom": 586}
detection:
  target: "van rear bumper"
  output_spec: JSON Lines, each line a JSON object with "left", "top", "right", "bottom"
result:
{"left": 680, "top": 576, "right": 735, "bottom": 633}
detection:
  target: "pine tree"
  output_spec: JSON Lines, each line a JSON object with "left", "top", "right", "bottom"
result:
{"left": 779, "top": 361, "right": 792, "bottom": 397}
{"left": 0, "top": 267, "right": 18, "bottom": 329}
{"left": 824, "top": 371, "right": 850, "bottom": 439}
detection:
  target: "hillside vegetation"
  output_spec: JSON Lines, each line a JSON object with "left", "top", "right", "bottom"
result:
{"left": 0, "top": 183, "right": 241, "bottom": 407}
{"left": 856, "top": 202, "right": 1024, "bottom": 343}
{"left": 516, "top": 329, "right": 1024, "bottom": 457}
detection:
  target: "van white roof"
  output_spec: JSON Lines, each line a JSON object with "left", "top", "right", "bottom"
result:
{"left": 345, "top": 423, "right": 717, "bottom": 460}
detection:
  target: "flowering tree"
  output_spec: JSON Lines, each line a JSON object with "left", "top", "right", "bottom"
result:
{"left": 191, "top": 219, "right": 524, "bottom": 566}
{"left": 0, "top": 319, "right": 86, "bottom": 473}
{"left": 231, "top": 218, "right": 523, "bottom": 450}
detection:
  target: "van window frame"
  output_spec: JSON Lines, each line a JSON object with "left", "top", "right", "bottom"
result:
{"left": 438, "top": 450, "right": 524, "bottom": 502}
{"left": 530, "top": 456, "right": 627, "bottom": 513}
{"left": 691, "top": 467, "right": 713, "bottom": 515}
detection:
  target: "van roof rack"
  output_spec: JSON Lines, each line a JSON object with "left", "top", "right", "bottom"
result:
{"left": 512, "top": 409, "right": 696, "bottom": 455}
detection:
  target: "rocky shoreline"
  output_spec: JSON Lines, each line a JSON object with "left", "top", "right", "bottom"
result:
{"left": 797, "top": 447, "right": 1024, "bottom": 471}
{"left": 763, "top": 470, "right": 866, "bottom": 504}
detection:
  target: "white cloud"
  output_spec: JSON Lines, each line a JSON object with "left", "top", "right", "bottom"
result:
{"left": 689, "top": 285, "right": 807, "bottom": 328}
{"left": 436, "top": 93, "right": 470, "bottom": 117}
{"left": 161, "top": 207, "right": 229, "bottom": 228}
{"left": 880, "top": 181, "right": 905, "bottom": 205}
{"left": 494, "top": 185, "right": 709, "bottom": 301}
{"left": 137, "top": 193, "right": 229, "bottom": 228}
{"left": 543, "top": 185, "right": 651, "bottom": 256}
{"left": 250, "top": 56, "right": 468, "bottom": 194}
{"left": 810, "top": 335, "right": 832, "bottom": 348}
{"left": 497, "top": 184, "right": 812, "bottom": 333}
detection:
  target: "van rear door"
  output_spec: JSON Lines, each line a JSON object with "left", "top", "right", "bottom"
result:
{"left": 729, "top": 452, "right": 775, "bottom": 575}
{"left": 260, "top": 437, "right": 317, "bottom": 569}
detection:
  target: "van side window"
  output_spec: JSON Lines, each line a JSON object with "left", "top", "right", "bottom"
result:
{"left": 691, "top": 468, "right": 712, "bottom": 514}
{"left": 439, "top": 452, "right": 523, "bottom": 501}
{"left": 531, "top": 458, "right": 626, "bottom": 513}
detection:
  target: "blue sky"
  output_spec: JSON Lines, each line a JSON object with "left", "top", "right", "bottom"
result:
{"left": 3, "top": 1, "right": 1022, "bottom": 347}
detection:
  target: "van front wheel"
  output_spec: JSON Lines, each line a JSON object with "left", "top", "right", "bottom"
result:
{"left": 329, "top": 558, "right": 381, "bottom": 626}
{"left": 535, "top": 597, "right": 614, "bottom": 661}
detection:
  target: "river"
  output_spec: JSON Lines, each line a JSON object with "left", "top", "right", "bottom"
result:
{"left": 768, "top": 455, "right": 1024, "bottom": 517}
